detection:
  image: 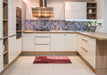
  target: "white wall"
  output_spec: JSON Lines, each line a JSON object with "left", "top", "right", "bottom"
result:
{"left": 23, "top": 0, "right": 39, "bottom": 20}
{"left": 16, "top": 0, "right": 23, "bottom": 8}
{"left": 23, "top": 0, "right": 94, "bottom": 20}
{"left": 104, "top": 0, "right": 107, "bottom": 33}
{"left": 94, "top": 0, "right": 104, "bottom": 32}
{"left": 22, "top": 1, "right": 26, "bottom": 31}
{"left": 95, "top": 0, "right": 104, "bottom": 20}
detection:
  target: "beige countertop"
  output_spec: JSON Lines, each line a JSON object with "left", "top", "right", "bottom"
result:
{"left": 22, "top": 31, "right": 107, "bottom": 40}
{"left": 22, "top": 31, "right": 76, "bottom": 33}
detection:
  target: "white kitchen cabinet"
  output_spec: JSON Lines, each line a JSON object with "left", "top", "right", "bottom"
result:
{"left": 0, "top": 40, "right": 3, "bottom": 73}
{"left": 8, "top": 0, "right": 16, "bottom": 36}
{"left": 22, "top": 33, "right": 35, "bottom": 51}
{"left": 66, "top": 34, "right": 77, "bottom": 51}
{"left": 0, "top": 52, "right": 3, "bottom": 73}
{"left": 51, "top": 33, "right": 66, "bottom": 51}
{"left": 78, "top": 35, "right": 96, "bottom": 68}
{"left": 16, "top": 38, "right": 22, "bottom": 54}
{"left": 35, "top": 45, "right": 50, "bottom": 51}
{"left": 65, "top": 2, "right": 86, "bottom": 19}
{"left": 35, "top": 33, "right": 50, "bottom": 51}
{"left": 0, "top": 0, "right": 3, "bottom": 39}
{"left": 8, "top": 36, "right": 17, "bottom": 64}
{"left": 87, "top": 37, "right": 96, "bottom": 68}
{"left": 47, "top": 0, "right": 64, "bottom": 20}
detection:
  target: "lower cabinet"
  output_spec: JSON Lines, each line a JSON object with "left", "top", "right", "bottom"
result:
{"left": 0, "top": 40, "right": 3, "bottom": 73}
{"left": 8, "top": 36, "right": 17, "bottom": 64}
{"left": 78, "top": 35, "right": 96, "bottom": 68}
{"left": 16, "top": 38, "right": 22, "bottom": 54}
{"left": 22, "top": 33, "right": 35, "bottom": 51}
{"left": 22, "top": 33, "right": 78, "bottom": 52}
{"left": 66, "top": 34, "right": 77, "bottom": 51}
{"left": 51, "top": 33, "right": 66, "bottom": 51}
{"left": 0, "top": 52, "right": 3, "bottom": 73}
{"left": 35, "top": 33, "right": 51, "bottom": 51}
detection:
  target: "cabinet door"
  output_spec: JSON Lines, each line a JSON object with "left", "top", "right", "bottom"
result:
{"left": 8, "top": 0, "right": 16, "bottom": 36}
{"left": 65, "top": 2, "right": 86, "bottom": 19}
{"left": 8, "top": 36, "right": 17, "bottom": 64}
{"left": 22, "top": 33, "right": 35, "bottom": 51}
{"left": 0, "top": 40, "right": 3, "bottom": 72}
{"left": 16, "top": 38, "right": 22, "bottom": 54}
{"left": 88, "top": 37, "right": 96, "bottom": 68}
{"left": 66, "top": 34, "right": 77, "bottom": 51}
{"left": 65, "top": 2, "right": 71, "bottom": 20}
{"left": 0, "top": 0, "right": 3, "bottom": 38}
{"left": 51, "top": 33, "right": 66, "bottom": 51}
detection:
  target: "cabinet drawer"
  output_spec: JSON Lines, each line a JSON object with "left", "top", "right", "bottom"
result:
{"left": 79, "top": 35, "right": 95, "bottom": 50}
{"left": 35, "top": 37, "right": 50, "bottom": 44}
{"left": 51, "top": 33, "right": 66, "bottom": 38}
{"left": 80, "top": 46, "right": 89, "bottom": 55}
{"left": 35, "top": 33, "right": 50, "bottom": 37}
{"left": 79, "top": 35, "right": 89, "bottom": 45}
{"left": 35, "top": 45, "right": 50, "bottom": 51}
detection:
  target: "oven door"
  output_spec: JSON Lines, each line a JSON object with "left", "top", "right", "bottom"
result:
{"left": 16, "top": 32, "right": 22, "bottom": 39}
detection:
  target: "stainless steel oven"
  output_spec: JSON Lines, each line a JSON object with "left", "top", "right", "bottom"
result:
{"left": 16, "top": 7, "right": 22, "bottom": 39}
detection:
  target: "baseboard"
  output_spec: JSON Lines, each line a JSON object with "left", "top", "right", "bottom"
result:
{"left": 21, "top": 51, "right": 78, "bottom": 56}
{"left": 78, "top": 53, "right": 96, "bottom": 73}
{"left": 0, "top": 52, "right": 22, "bottom": 75}
{"left": 96, "top": 68, "right": 107, "bottom": 74}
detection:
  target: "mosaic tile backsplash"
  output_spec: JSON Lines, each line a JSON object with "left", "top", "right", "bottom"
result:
{"left": 25, "top": 20, "right": 90, "bottom": 31}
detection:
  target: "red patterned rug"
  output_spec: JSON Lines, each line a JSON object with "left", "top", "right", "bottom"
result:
{"left": 33, "top": 56, "right": 71, "bottom": 64}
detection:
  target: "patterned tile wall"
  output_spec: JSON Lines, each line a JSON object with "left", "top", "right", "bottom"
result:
{"left": 25, "top": 20, "right": 90, "bottom": 31}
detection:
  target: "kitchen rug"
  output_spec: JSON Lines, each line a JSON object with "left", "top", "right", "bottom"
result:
{"left": 33, "top": 56, "right": 71, "bottom": 64}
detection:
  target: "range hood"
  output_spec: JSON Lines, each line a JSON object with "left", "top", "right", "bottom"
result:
{"left": 32, "top": 0, "right": 54, "bottom": 19}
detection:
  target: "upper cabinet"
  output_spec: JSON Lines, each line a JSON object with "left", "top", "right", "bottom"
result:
{"left": 8, "top": 0, "right": 16, "bottom": 36}
{"left": 87, "top": 3, "right": 97, "bottom": 19}
{"left": 65, "top": 2, "right": 86, "bottom": 20}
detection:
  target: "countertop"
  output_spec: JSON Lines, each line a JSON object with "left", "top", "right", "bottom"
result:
{"left": 22, "top": 31, "right": 107, "bottom": 40}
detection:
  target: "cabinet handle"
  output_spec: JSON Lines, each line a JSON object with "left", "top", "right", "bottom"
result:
{"left": 9, "top": 34, "right": 16, "bottom": 37}
{"left": 36, "top": 43, "right": 49, "bottom": 45}
{"left": 81, "top": 38, "right": 88, "bottom": 42}
{"left": 35, "top": 36, "right": 49, "bottom": 38}
{"left": 81, "top": 47, "right": 88, "bottom": 52}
